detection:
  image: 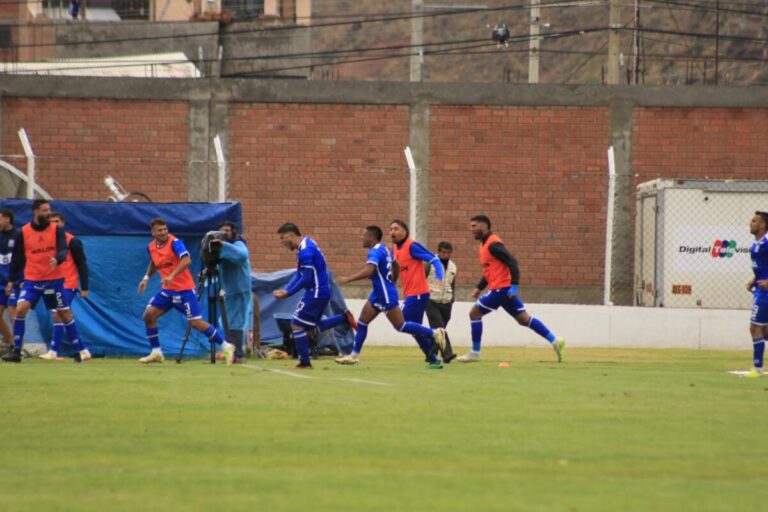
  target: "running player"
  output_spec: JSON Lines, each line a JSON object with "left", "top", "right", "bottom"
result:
{"left": 389, "top": 219, "right": 454, "bottom": 362}
{"left": 137, "top": 218, "right": 235, "bottom": 364}
{"left": 457, "top": 214, "right": 565, "bottom": 363}
{"left": 272, "top": 222, "right": 356, "bottom": 369}
{"left": 335, "top": 226, "right": 447, "bottom": 369}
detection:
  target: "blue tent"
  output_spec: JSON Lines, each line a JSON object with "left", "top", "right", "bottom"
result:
{"left": 0, "top": 199, "right": 238, "bottom": 357}
{"left": 0, "top": 199, "right": 353, "bottom": 357}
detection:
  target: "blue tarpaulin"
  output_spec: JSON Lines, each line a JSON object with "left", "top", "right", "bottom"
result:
{"left": 0, "top": 200, "right": 353, "bottom": 357}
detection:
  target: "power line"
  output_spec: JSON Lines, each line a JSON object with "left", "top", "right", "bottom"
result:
{"left": 0, "top": 0, "right": 603, "bottom": 48}
{"left": 643, "top": 0, "right": 768, "bottom": 18}
{"left": 226, "top": 27, "right": 608, "bottom": 78}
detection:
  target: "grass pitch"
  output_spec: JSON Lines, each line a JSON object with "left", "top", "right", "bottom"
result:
{"left": 1, "top": 347, "right": 766, "bottom": 512}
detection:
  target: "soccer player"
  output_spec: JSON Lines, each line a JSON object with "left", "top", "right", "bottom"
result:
{"left": 0, "top": 208, "right": 20, "bottom": 351}
{"left": 39, "top": 212, "right": 91, "bottom": 361}
{"left": 272, "top": 222, "right": 357, "bottom": 369}
{"left": 2, "top": 199, "right": 90, "bottom": 363}
{"left": 334, "top": 226, "right": 447, "bottom": 369}
{"left": 137, "top": 218, "right": 235, "bottom": 364}
{"left": 737, "top": 211, "right": 768, "bottom": 378}
{"left": 457, "top": 214, "right": 565, "bottom": 363}
{"left": 389, "top": 219, "right": 454, "bottom": 363}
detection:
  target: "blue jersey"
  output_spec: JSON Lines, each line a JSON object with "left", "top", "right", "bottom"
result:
{"left": 367, "top": 243, "right": 398, "bottom": 304}
{"left": 284, "top": 237, "right": 331, "bottom": 299}
{"left": 0, "top": 227, "right": 20, "bottom": 284}
{"left": 751, "top": 234, "right": 768, "bottom": 288}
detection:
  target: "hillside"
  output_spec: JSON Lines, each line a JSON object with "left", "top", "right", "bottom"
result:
{"left": 307, "top": 0, "right": 768, "bottom": 85}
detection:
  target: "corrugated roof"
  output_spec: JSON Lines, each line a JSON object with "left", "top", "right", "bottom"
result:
{"left": 0, "top": 52, "right": 200, "bottom": 78}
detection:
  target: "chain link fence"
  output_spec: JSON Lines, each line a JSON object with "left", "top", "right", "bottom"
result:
{"left": 631, "top": 178, "right": 768, "bottom": 310}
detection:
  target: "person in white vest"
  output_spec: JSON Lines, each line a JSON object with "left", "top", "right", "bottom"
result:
{"left": 425, "top": 241, "right": 457, "bottom": 362}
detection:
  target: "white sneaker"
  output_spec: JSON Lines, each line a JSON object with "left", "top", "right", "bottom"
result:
{"left": 221, "top": 342, "right": 235, "bottom": 366}
{"left": 433, "top": 328, "right": 447, "bottom": 352}
{"left": 457, "top": 351, "right": 480, "bottom": 362}
{"left": 39, "top": 350, "right": 63, "bottom": 361}
{"left": 335, "top": 353, "right": 360, "bottom": 365}
{"left": 139, "top": 351, "right": 165, "bottom": 364}
{"left": 79, "top": 349, "right": 92, "bottom": 362}
{"left": 553, "top": 337, "right": 566, "bottom": 363}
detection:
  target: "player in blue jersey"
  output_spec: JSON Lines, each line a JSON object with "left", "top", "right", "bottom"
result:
{"left": 0, "top": 208, "right": 21, "bottom": 351}
{"left": 735, "top": 211, "right": 768, "bottom": 378}
{"left": 273, "top": 223, "right": 357, "bottom": 369}
{"left": 334, "top": 225, "right": 447, "bottom": 369}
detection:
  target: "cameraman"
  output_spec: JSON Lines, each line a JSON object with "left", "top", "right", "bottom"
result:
{"left": 209, "top": 221, "right": 253, "bottom": 362}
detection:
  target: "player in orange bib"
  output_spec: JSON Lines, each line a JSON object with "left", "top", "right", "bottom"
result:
{"left": 2, "top": 199, "right": 90, "bottom": 363}
{"left": 389, "top": 219, "right": 451, "bottom": 365}
{"left": 38, "top": 212, "right": 91, "bottom": 361}
{"left": 457, "top": 215, "right": 565, "bottom": 363}
{"left": 137, "top": 218, "right": 235, "bottom": 364}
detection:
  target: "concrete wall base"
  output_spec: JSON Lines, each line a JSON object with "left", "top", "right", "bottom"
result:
{"left": 345, "top": 299, "right": 749, "bottom": 351}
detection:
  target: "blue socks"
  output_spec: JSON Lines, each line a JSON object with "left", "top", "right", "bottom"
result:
{"left": 293, "top": 328, "right": 311, "bottom": 365}
{"left": 203, "top": 325, "right": 223, "bottom": 345}
{"left": 398, "top": 321, "right": 432, "bottom": 338}
{"left": 13, "top": 316, "right": 25, "bottom": 350}
{"left": 527, "top": 317, "right": 557, "bottom": 343}
{"left": 146, "top": 327, "right": 160, "bottom": 349}
{"left": 318, "top": 314, "right": 346, "bottom": 332}
{"left": 352, "top": 320, "right": 369, "bottom": 354}
{"left": 51, "top": 322, "right": 64, "bottom": 354}
{"left": 398, "top": 322, "right": 439, "bottom": 362}
{"left": 64, "top": 319, "right": 85, "bottom": 352}
{"left": 754, "top": 338, "right": 765, "bottom": 369}
{"left": 471, "top": 319, "right": 482, "bottom": 352}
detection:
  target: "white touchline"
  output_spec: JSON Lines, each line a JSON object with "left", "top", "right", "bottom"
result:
{"left": 241, "top": 364, "right": 390, "bottom": 386}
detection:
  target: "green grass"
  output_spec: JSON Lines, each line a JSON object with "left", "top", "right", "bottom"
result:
{"left": 1, "top": 347, "right": 766, "bottom": 512}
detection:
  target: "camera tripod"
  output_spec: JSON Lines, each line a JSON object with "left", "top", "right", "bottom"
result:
{"left": 176, "top": 263, "right": 230, "bottom": 364}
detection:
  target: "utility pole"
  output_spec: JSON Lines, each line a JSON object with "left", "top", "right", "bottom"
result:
{"left": 607, "top": 0, "right": 621, "bottom": 84}
{"left": 410, "top": 0, "right": 424, "bottom": 82}
{"left": 632, "top": 0, "right": 641, "bottom": 84}
{"left": 528, "top": 0, "right": 540, "bottom": 84}
{"left": 714, "top": 0, "right": 720, "bottom": 85}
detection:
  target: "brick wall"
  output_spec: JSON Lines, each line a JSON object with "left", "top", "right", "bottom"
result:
{"left": 228, "top": 103, "right": 410, "bottom": 277}
{"left": 633, "top": 108, "right": 768, "bottom": 181}
{"left": 4, "top": 94, "right": 768, "bottom": 301}
{"left": 429, "top": 106, "right": 610, "bottom": 289}
{"left": 1, "top": 98, "right": 189, "bottom": 202}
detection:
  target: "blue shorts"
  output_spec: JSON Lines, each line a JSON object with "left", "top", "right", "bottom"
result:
{"left": 61, "top": 288, "right": 78, "bottom": 308}
{"left": 751, "top": 292, "right": 768, "bottom": 325}
{"left": 148, "top": 289, "right": 202, "bottom": 320}
{"left": 475, "top": 287, "right": 526, "bottom": 317}
{"left": 402, "top": 293, "right": 429, "bottom": 323}
{"left": 0, "top": 283, "right": 20, "bottom": 308}
{"left": 18, "top": 279, "right": 67, "bottom": 311}
{"left": 292, "top": 295, "right": 330, "bottom": 328}
{"left": 368, "top": 291, "right": 399, "bottom": 312}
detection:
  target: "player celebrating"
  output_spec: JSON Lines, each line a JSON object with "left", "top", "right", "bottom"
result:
{"left": 272, "top": 222, "right": 356, "bottom": 369}
{"left": 137, "top": 218, "right": 235, "bottom": 364}
{"left": 335, "top": 226, "right": 447, "bottom": 369}
{"left": 39, "top": 212, "right": 90, "bottom": 361}
{"left": 2, "top": 200, "right": 90, "bottom": 363}
{"left": 457, "top": 214, "right": 565, "bottom": 363}
{"left": 389, "top": 219, "right": 454, "bottom": 362}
